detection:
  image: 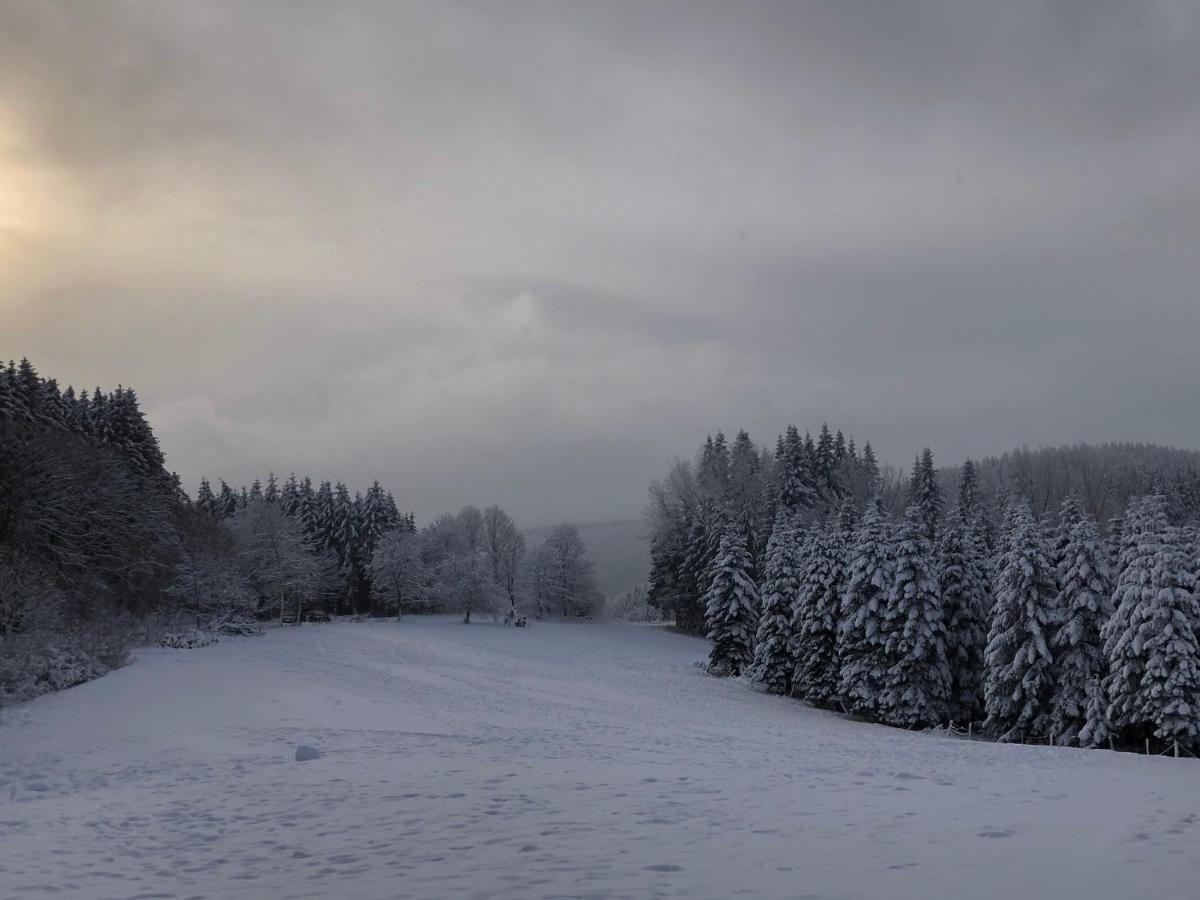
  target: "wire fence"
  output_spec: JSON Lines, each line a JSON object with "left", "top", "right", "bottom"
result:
{"left": 936, "top": 721, "right": 1198, "bottom": 759}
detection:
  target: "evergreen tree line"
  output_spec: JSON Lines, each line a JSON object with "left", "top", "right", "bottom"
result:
{"left": 646, "top": 429, "right": 1200, "bottom": 751}
{"left": 1, "top": 358, "right": 181, "bottom": 634}
{"left": 1, "top": 358, "right": 185, "bottom": 701}
{"left": 645, "top": 425, "right": 897, "bottom": 633}
{"left": 191, "top": 471, "right": 415, "bottom": 617}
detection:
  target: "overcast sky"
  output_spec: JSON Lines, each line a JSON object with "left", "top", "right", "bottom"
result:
{"left": 3, "top": 1, "right": 1199, "bottom": 526}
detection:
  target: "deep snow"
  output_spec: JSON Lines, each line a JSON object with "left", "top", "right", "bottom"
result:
{"left": 2, "top": 618, "right": 1197, "bottom": 899}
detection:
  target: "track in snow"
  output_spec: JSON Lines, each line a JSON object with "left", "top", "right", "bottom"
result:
{"left": 2, "top": 617, "right": 1198, "bottom": 899}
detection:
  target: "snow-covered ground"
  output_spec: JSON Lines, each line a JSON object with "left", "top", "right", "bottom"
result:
{"left": 2, "top": 619, "right": 1197, "bottom": 899}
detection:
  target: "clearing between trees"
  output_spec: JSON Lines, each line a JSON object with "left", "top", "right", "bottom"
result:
{"left": 2, "top": 618, "right": 1197, "bottom": 900}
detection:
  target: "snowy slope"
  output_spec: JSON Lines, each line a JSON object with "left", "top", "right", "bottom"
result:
{"left": 2, "top": 619, "right": 1197, "bottom": 900}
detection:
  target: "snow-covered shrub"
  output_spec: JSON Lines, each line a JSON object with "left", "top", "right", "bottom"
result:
{"left": 0, "top": 629, "right": 129, "bottom": 706}
{"left": 159, "top": 629, "right": 219, "bottom": 649}
{"left": 211, "top": 614, "right": 264, "bottom": 637}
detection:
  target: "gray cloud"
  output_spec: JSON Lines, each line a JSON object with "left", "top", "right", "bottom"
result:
{"left": 3, "top": 0, "right": 1199, "bottom": 525}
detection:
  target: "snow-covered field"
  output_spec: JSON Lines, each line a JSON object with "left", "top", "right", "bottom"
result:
{"left": 2, "top": 619, "right": 1198, "bottom": 899}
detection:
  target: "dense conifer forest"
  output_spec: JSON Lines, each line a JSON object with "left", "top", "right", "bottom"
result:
{"left": 645, "top": 427, "right": 1200, "bottom": 751}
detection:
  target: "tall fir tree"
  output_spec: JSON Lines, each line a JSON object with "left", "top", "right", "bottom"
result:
{"left": 775, "top": 425, "right": 818, "bottom": 515}
{"left": 874, "top": 506, "right": 950, "bottom": 727}
{"left": 1105, "top": 515, "right": 1125, "bottom": 583}
{"left": 216, "top": 480, "right": 238, "bottom": 519}
{"left": 958, "top": 459, "right": 980, "bottom": 520}
{"left": 837, "top": 504, "right": 897, "bottom": 720}
{"left": 938, "top": 507, "right": 990, "bottom": 723}
{"left": 984, "top": 502, "right": 1058, "bottom": 742}
{"left": 195, "top": 478, "right": 216, "bottom": 516}
{"left": 263, "top": 472, "right": 280, "bottom": 505}
{"left": 860, "top": 442, "right": 880, "bottom": 495}
{"left": 815, "top": 424, "right": 836, "bottom": 498}
{"left": 703, "top": 518, "right": 759, "bottom": 677}
{"left": 1051, "top": 494, "right": 1085, "bottom": 582}
{"left": 791, "top": 518, "right": 847, "bottom": 707}
{"left": 749, "top": 512, "right": 801, "bottom": 694}
{"left": 681, "top": 500, "right": 724, "bottom": 632}
{"left": 907, "top": 447, "right": 943, "bottom": 541}
{"left": 1047, "top": 514, "right": 1111, "bottom": 746}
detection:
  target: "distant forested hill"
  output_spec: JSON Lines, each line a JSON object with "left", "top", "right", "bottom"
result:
{"left": 942, "top": 442, "right": 1200, "bottom": 527}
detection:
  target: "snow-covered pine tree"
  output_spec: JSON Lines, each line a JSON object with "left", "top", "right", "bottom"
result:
{"left": 681, "top": 500, "right": 723, "bottom": 631}
{"left": 958, "top": 459, "right": 980, "bottom": 521}
{"left": 775, "top": 425, "right": 818, "bottom": 515}
{"left": 860, "top": 442, "right": 880, "bottom": 495}
{"left": 876, "top": 506, "right": 950, "bottom": 727}
{"left": 907, "top": 448, "right": 943, "bottom": 542}
{"left": 837, "top": 504, "right": 896, "bottom": 720}
{"left": 749, "top": 512, "right": 801, "bottom": 693}
{"left": 278, "top": 474, "right": 297, "bottom": 515}
{"left": 1102, "top": 494, "right": 1200, "bottom": 748}
{"left": 703, "top": 518, "right": 759, "bottom": 677}
{"left": 791, "top": 517, "right": 847, "bottom": 707}
{"left": 1051, "top": 494, "right": 1085, "bottom": 580}
{"left": 815, "top": 424, "right": 835, "bottom": 489}
{"left": 938, "top": 507, "right": 990, "bottom": 724}
{"left": 1047, "top": 514, "right": 1111, "bottom": 746}
{"left": 728, "top": 430, "right": 767, "bottom": 571}
{"left": 984, "top": 501, "right": 1058, "bottom": 742}
{"left": 1105, "top": 515, "right": 1124, "bottom": 583}
{"left": 195, "top": 478, "right": 216, "bottom": 516}
{"left": 264, "top": 472, "right": 280, "bottom": 505}
{"left": 698, "top": 431, "right": 731, "bottom": 499}
{"left": 1078, "top": 677, "right": 1112, "bottom": 749}
{"left": 1115, "top": 495, "right": 1157, "bottom": 577}
{"left": 216, "top": 480, "right": 238, "bottom": 519}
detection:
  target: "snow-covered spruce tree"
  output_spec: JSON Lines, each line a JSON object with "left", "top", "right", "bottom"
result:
{"left": 1115, "top": 495, "right": 1158, "bottom": 577}
{"left": 875, "top": 507, "right": 951, "bottom": 727}
{"left": 1102, "top": 494, "right": 1200, "bottom": 748}
{"left": 983, "top": 502, "right": 1058, "bottom": 742}
{"left": 1105, "top": 515, "right": 1125, "bottom": 583}
{"left": 937, "top": 508, "right": 990, "bottom": 724}
{"left": 1047, "top": 515, "right": 1111, "bottom": 746}
{"left": 837, "top": 504, "right": 896, "bottom": 720}
{"left": 907, "top": 448, "right": 944, "bottom": 542}
{"left": 1079, "top": 677, "right": 1112, "bottom": 749}
{"left": 775, "top": 425, "right": 819, "bottom": 516}
{"left": 1051, "top": 494, "right": 1085, "bottom": 581}
{"left": 683, "top": 501, "right": 724, "bottom": 624}
{"left": 958, "top": 459, "right": 980, "bottom": 521}
{"left": 704, "top": 518, "right": 759, "bottom": 677}
{"left": 749, "top": 512, "right": 802, "bottom": 693}
{"left": 791, "top": 518, "right": 847, "bottom": 707}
